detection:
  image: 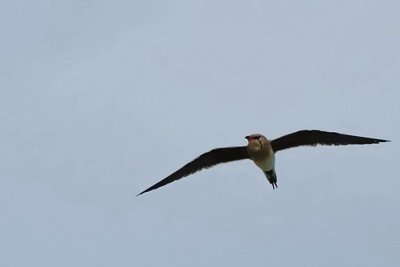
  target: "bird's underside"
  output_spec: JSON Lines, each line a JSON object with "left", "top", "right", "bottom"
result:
{"left": 138, "top": 130, "right": 388, "bottom": 196}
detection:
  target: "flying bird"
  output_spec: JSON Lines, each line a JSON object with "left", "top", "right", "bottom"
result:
{"left": 138, "top": 130, "right": 388, "bottom": 195}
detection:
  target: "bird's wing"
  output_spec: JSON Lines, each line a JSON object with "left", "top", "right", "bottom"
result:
{"left": 138, "top": 146, "right": 250, "bottom": 195}
{"left": 271, "top": 130, "right": 389, "bottom": 153}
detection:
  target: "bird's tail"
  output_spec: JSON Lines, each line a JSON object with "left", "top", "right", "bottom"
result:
{"left": 264, "top": 169, "right": 278, "bottom": 189}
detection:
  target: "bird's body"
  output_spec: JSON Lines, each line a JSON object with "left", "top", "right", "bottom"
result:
{"left": 246, "top": 134, "right": 277, "bottom": 188}
{"left": 246, "top": 134, "right": 275, "bottom": 170}
{"left": 254, "top": 155, "right": 275, "bottom": 174}
{"left": 138, "top": 130, "right": 389, "bottom": 196}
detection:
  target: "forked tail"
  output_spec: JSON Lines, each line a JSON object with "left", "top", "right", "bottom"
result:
{"left": 264, "top": 169, "right": 278, "bottom": 189}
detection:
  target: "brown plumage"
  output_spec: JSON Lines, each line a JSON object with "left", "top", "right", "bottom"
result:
{"left": 138, "top": 130, "right": 388, "bottom": 196}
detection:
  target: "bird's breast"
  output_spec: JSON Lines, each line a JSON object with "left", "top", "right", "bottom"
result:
{"left": 253, "top": 153, "right": 275, "bottom": 171}
{"left": 247, "top": 142, "right": 275, "bottom": 171}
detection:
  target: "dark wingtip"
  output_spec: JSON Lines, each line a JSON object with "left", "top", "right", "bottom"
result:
{"left": 136, "top": 189, "right": 149, "bottom": 197}
{"left": 375, "top": 138, "right": 390, "bottom": 143}
{"left": 137, "top": 183, "right": 161, "bottom": 196}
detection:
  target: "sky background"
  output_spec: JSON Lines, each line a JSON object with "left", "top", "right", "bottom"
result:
{"left": 1, "top": 0, "right": 399, "bottom": 266}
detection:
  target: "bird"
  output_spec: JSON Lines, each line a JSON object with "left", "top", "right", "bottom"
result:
{"left": 137, "top": 130, "right": 389, "bottom": 196}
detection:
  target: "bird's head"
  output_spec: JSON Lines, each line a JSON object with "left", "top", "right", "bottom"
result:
{"left": 245, "top": 134, "right": 268, "bottom": 152}
{"left": 245, "top": 134, "right": 267, "bottom": 141}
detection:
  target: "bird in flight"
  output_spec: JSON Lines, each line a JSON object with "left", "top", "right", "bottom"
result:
{"left": 138, "top": 130, "right": 388, "bottom": 196}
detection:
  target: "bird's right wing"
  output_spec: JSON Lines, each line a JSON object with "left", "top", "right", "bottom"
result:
{"left": 271, "top": 130, "right": 389, "bottom": 153}
{"left": 138, "top": 146, "right": 250, "bottom": 195}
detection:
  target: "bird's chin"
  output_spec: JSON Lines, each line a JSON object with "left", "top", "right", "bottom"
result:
{"left": 248, "top": 141, "right": 262, "bottom": 152}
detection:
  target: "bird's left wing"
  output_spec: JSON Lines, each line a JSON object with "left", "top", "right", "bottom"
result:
{"left": 138, "top": 146, "right": 250, "bottom": 195}
{"left": 271, "top": 130, "right": 389, "bottom": 153}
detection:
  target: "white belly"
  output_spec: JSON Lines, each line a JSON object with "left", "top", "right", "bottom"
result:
{"left": 254, "top": 154, "right": 275, "bottom": 171}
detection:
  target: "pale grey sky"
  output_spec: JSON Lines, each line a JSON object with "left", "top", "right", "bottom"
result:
{"left": 1, "top": 1, "right": 399, "bottom": 266}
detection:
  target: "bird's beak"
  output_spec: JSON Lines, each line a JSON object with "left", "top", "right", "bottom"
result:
{"left": 245, "top": 136, "right": 250, "bottom": 140}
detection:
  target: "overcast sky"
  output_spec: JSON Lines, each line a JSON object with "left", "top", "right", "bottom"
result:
{"left": 1, "top": 1, "right": 399, "bottom": 266}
